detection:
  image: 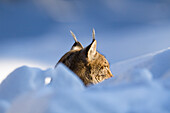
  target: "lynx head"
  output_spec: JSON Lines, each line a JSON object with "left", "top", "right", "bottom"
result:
{"left": 55, "top": 29, "right": 113, "bottom": 86}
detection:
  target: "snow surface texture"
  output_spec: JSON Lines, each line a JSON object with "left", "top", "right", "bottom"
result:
{"left": 0, "top": 48, "right": 170, "bottom": 113}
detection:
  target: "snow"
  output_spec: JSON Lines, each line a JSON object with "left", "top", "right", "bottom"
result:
{"left": 0, "top": 48, "right": 170, "bottom": 113}
{"left": 109, "top": 48, "right": 170, "bottom": 87}
{"left": 0, "top": 59, "right": 49, "bottom": 83}
{"left": 1, "top": 0, "right": 170, "bottom": 113}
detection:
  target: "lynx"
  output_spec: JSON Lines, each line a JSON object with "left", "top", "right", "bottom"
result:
{"left": 55, "top": 29, "right": 113, "bottom": 86}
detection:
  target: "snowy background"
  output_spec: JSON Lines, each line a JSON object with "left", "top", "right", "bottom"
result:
{"left": 0, "top": 0, "right": 170, "bottom": 112}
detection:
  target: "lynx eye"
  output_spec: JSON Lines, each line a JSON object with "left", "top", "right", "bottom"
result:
{"left": 102, "top": 66, "right": 108, "bottom": 70}
{"left": 101, "top": 74, "right": 106, "bottom": 78}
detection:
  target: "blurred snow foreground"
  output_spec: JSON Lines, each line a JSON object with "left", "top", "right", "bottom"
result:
{"left": 0, "top": 48, "right": 170, "bottom": 113}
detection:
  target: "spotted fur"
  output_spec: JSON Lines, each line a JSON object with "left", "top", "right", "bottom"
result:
{"left": 55, "top": 29, "right": 113, "bottom": 86}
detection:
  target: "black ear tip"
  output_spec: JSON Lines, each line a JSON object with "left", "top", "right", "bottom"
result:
{"left": 73, "top": 41, "right": 83, "bottom": 48}
{"left": 71, "top": 41, "right": 83, "bottom": 50}
{"left": 92, "top": 39, "right": 97, "bottom": 44}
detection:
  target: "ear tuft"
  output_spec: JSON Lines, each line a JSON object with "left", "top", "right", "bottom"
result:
{"left": 92, "top": 28, "right": 95, "bottom": 40}
{"left": 70, "top": 30, "right": 83, "bottom": 50}
{"left": 70, "top": 30, "right": 78, "bottom": 42}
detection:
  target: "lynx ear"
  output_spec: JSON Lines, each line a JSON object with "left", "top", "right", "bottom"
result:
{"left": 86, "top": 40, "right": 97, "bottom": 61}
{"left": 85, "top": 29, "right": 97, "bottom": 61}
{"left": 70, "top": 30, "right": 83, "bottom": 50}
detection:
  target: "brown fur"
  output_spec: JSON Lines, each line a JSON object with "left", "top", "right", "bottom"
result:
{"left": 55, "top": 30, "right": 113, "bottom": 86}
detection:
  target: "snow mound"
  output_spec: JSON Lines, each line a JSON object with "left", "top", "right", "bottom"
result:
{"left": 0, "top": 48, "right": 170, "bottom": 113}
{"left": 107, "top": 48, "right": 170, "bottom": 88}
{"left": 50, "top": 63, "right": 85, "bottom": 90}
{"left": 0, "top": 64, "right": 84, "bottom": 113}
